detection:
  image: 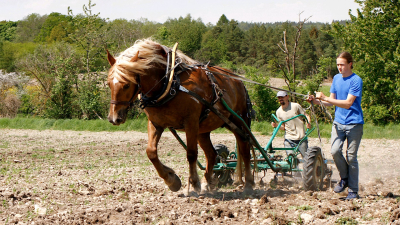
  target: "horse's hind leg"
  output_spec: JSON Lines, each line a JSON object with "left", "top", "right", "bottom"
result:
{"left": 235, "top": 134, "right": 255, "bottom": 193}
{"left": 184, "top": 124, "right": 201, "bottom": 193}
{"left": 146, "top": 121, "right": 181, "bottom": 192}
{"left": 197, "top": 132, "right": 218, "bottom": 192}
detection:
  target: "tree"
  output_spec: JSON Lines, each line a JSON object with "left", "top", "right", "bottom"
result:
{"left": 155, "top": 14, "right": 206, "bottom": 57}
{"left": 196, "top": 14, "right": 244, "bottom": 64}
{"left": 332, "top": 0, "right": 400, "bottom": 124}
{"left": 243, "top": 66, "right": 278, "bottom": 121}
{"left": 0, "top": 42, "right": 37, "bottom": 72}
{"left": 34, "top": 12, "right": 73, "bottom": 43}
{"left": 15, "top": 13, "right": 47, "bottom": 43}
{"left": 276, "top": 14, "right": 311, "bottom": 97}
{"left": 0, "top": 21, "right": 17, "bottom": 42}
{"left": 297, "top": 33, "right": 318, "bottom": 79}
{"left": 68, "top": 0, "right": 110, "bottom": 119}
{"left": 105, "top": 19, "right": 142, "bottom": 52}
{"left": 15, "top": 42, "right": 82, "bottom": 117}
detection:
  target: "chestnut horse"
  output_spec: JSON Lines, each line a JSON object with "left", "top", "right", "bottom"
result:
{"left": 106, "top": 39, "right": 254, "bottom": 193}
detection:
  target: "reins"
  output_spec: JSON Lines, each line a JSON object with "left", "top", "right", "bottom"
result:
{"left": 206, "top": 66, "right": 309, "bottom": 98}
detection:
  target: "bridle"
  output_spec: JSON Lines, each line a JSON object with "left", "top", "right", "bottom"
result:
{"left": 109, "top": 75, "right": 141, "bottom": 110}
{"left": 109, "top": 43, "right": 179, "bottom": 110}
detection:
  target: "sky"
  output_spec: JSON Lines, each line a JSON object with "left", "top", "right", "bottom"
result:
{"left": 0, "top": 0, "right": 362, "bottom": 24}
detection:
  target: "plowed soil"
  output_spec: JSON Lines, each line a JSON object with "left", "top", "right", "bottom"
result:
{"left": 1, "top": 129, "right": 399, "bottom": 224}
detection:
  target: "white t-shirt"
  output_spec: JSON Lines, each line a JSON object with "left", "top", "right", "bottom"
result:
{"left": 276, "top": 102, "right": 306, "bottom": 140}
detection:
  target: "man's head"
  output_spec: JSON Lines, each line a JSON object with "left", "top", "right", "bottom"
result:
{"left": 276, "top": 91, "right": 289, "bottom": 106}
{"left": 337, "top": 52, "right": 353, "bottom": 76}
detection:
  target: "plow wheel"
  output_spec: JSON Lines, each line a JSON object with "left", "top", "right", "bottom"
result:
{"left": 302, "top": 146, "right": 325, "bottom": 191}
{"left": 213, "top": 144, "right": 233, "bottom": 187}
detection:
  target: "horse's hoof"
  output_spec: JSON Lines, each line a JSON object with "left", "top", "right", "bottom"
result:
{"left": 193, "top": 181, "right": 201, "bottom": 193}
{"left": 168, "top": 174, "right": 182, "bottom": 192}
{"left": 243, "top": 184, "right": 254, "bottom": 195}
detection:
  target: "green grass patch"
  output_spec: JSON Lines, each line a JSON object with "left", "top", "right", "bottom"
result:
{"left": 336, "top": 217, "right": 358, "bottom": 225}
{"left": 0, "top": 115, "right": 148, "bottom": 132}
{"left": 0, "top": 115, "right": 399, "bottom": 139}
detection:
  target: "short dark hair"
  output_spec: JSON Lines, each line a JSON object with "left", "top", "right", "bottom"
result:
{"left": 337, "top": 52, "right": 353, "bottom": 69}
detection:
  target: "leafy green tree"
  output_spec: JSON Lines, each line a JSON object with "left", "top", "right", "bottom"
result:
{"left": 44, "top": 57, "right": 79, "bottom": 119}
{"left": 0, "top": 21, "right": 17, "bottom": 42}
{"left": 155, "top": 14, "right": 206, "bottom": 57}
{"left": 105, "top": 19, "right": 142, "bottom": 52}
{"left": 297, "top": 33, "right": 318, "bottom": 79}
{"left": 35, "top": 12, "right": 73, "bottom": 43}
{"left": 196, "top": 14, "right": 244, "bottom": 64}
{"left": 68, "top": 0, "right": 110, "bottom": 119}
{"left": 222, "top": 62, "right": 278, "bottom": 121}
{"left": 15, "top": 42, "right": 82, "bottom": 117}
{"left": 137, "top": 18, "right": 162, "bottom": 39}
{"left": 243, "top": 66, "right": 278, "bottom": 121}
{"left": 332, "top": 0, "right": 400, "bottom": 124}
{"left": 0, "top": 42, "right": 37, "bottom": 72}
{"left": 15, "top": 13, "right": 47, "bottom": 43}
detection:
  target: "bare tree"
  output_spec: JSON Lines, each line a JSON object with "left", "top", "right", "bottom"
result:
{"left": 277, "top": 12, "right": 312, "bottom": 96}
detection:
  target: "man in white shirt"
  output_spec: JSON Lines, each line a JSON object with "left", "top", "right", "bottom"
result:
{"left": 271, "top": 91, "right": 311, "bottom": 157}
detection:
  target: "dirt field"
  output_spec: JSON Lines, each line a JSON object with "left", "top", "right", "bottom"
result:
{"left": 1, "top": 128, "right": 400, "bottom": 224}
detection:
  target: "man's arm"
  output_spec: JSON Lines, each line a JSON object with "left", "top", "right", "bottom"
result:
{"left": 305, "top": 113, "right": 312, "bottom": 129}
{"left": 271, "top": 121, "right": 286, "bottom": 130}
{"left": 316, "top": 92, "right": 356, "bottom": 109}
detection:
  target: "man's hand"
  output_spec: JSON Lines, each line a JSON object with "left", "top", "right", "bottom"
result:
{"left": 306, "top": 122, "right": 312, "bottom": 129}
{"left": 271, "top": 122, "right": 277, "bottom": 128}
{"left": 306, "top": 94, "right": 315, "bottom": 102}
{"left": 315, "top": 92, "right": 327, "bottom": 101}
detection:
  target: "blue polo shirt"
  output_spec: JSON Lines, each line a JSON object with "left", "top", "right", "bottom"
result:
{"left": 330, "top": 73, "right": 364, "bottom": 125}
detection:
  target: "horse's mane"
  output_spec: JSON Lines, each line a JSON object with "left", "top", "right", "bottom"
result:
{"left": 110, "top": 38, "right": 199, "bottom": 83}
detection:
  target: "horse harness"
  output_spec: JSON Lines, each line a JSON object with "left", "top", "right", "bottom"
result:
{"left": 131, "top": 46, "right": 253, "bottom": 142}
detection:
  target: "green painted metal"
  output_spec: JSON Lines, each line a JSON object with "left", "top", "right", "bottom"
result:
{"left": 168, "top": 127, "right": 206, "bottom": 170}
{"left": 220, "top": 99, "right": 281, "bottom": 172}
{"left": 169, "top": 98, "right": 315, "bottom": 176}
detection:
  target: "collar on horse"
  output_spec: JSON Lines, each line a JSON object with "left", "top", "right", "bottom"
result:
{"left": 138, "top": 43, "right": 191, "bottom": 109}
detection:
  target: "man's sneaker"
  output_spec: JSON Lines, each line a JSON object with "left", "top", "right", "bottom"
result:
{"left": 345, "top": 192, "right": 359, "bottom": 200}
{"left": 333, "top": 178, "right": 348, "bottom": 193}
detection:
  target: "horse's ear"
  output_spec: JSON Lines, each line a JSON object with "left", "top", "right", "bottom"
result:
{"left": 107, "top": 50, "right": 116, "bottom": 66}
{"left": 130, "top": 51, "right": 139, "bottom": 62}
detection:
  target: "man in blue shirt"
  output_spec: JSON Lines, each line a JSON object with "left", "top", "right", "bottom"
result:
{"left": 308, "top": 52, "right": 363, "bottom": 200}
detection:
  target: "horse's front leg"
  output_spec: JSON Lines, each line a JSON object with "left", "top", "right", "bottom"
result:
{"left": 185, "top": 122, "right": 201, "bottom": 193}
{"left": 146, "top": 120, "right": 181, "bottom": 192}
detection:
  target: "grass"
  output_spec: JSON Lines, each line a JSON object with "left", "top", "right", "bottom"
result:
{"left": 0, "top": 114, "right": 399, "bottom": 139}
{"left": 0, "top": 114, "right": 149, "bottom": 133}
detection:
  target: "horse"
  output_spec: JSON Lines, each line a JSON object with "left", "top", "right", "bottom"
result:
{"left": 106, "top": 38, "right": 254, "bottom": 193}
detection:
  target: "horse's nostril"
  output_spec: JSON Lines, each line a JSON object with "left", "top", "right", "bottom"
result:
{"left": 108, "top": 117, "right": 114, "bottom": 124}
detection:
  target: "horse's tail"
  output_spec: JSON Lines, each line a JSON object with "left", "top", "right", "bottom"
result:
{"left": 244, "top": 86, "right": 256, "bottom": 127}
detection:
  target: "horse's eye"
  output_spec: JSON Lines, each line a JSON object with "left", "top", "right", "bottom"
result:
{"left": 123, "top": 84, "right": 130, "bottom": 89}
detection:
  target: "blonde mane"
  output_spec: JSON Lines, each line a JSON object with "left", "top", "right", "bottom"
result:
{"left": 109, "top": 38, "right": 199, "bottom": 83}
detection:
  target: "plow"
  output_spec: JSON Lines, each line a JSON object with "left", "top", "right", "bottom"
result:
{"left": 170, "top": 112, "right": 333, "bottom": 191}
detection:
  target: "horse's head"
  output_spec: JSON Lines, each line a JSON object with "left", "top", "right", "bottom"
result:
{"left": 107, "top": 50, "right": 140, "bottom": 125}
{"left": 106, "top": 38, "right": 199, "bottom": 125}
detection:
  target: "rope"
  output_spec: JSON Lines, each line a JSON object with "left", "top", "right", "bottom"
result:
{"left": 207, "top": 66, "right": 309, "bottom": 98}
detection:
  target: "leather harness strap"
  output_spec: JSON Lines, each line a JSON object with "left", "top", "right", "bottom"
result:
{"left": 178, "top": 85, "right": 249, "bottom": 142}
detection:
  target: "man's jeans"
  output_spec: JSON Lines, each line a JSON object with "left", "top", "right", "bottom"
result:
{"left": 331, "top": 121, "right": 363, "bottom": 193}
{"left": 284, "top": 139, "right": 308, "bottom": 158}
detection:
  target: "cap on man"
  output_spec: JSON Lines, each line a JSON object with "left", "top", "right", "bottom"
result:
{"left": 276, "top": 91, "right": 287, "bottom": 97}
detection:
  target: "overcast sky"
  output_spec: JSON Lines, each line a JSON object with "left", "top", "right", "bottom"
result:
{"left": 0, "top": 0, "right": 362, "bottom": 24}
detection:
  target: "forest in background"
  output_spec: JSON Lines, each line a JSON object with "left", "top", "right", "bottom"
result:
{"left": 0, "top": 0, "right": 399, "bottom": 125}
